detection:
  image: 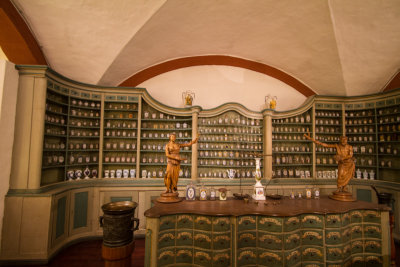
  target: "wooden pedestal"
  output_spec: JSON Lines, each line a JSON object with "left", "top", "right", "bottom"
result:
{"left": 102, "top": 240, "right": 135, "bottom": 267}
{"left": 329, "top": 190, "right": 356, "bottom": 202}
{"left": 156, "top": 192, "right": 183, "bottom": 203}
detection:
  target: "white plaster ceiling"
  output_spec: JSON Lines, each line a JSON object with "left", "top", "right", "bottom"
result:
{"left": 11, "top": 0, "right": 400, "bottom": 96}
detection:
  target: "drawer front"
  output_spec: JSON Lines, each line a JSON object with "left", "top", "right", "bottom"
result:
{"left": 159, "top": 215, "right": 176, "bottom": 231}
{"left": 302, "top": 246, "right": 324, "bottom": 262}
{"left": 194, "top": 216, "right": 212, "bottom": 231}
{"left": 301, "top": 214, "right": 324, "bottom": 228}
{"left": 212, "top": 251, "right": 231, "bottom": 267}
{"left": 351, "top": 256, "right": 365, "bottom": 267}
{"left": 351, "top": 240, "right": 364, "bottom": 254}
{"left": 237, "top": 231, "right": 257, "bottom": 249}
{"left": 176, "top": 248, "right": 193, "bottom": 264}
{"left": 342, "top": 244, "right": 351, "bottom": 259}
{"left": 176, "top": 230, "right": 193, "bottom": 247}
{"left": 177, "top": 214, "right": 193, "bottom": 229}
{"left": 158, "top": 230, "right": 175, "bottom": 249}
{"left": 342, "top": 257, "right": 353, "bottom": 267}
{"left": 327, "top": 263, "right": 349, "bottom": 267}
{"left": 301, "top": 230, "right": 323, "bottom": 246}
{"left": 193, "top": 231, "right": 212, "bottom": 250}
{"left": 302, "top": 262, "right": 324, "bottom": 267}
{"left": 364, "top": 224, "right": 382, "bottom": 239}
{"left": 213, "top": 233, "right": 231, "bottom": 250}
{"left": 326, "top": 246, "right": 343, "bottom": 262}
{"left": 364, "top": 240, "right": 382, "bottom": 254}
{"left": 284, "top": 249, "right": 301, "bottom": 266}
{"left": 157, "top": 247, "right": 175, "bottom": 266}
{"left": 351, "top": 225, "right": 363, "bottom": 239}
{"left": 213, "top": 217, "right": 231, "bottom": 232}
{"left": 284, "top": 232, "right": 301, "bottom": 250}
{"left": 341, "top": 226, "right": 351, "bottom": 243}
{"left": 365, "top": 255, "right": 383, "bottom": 266}
{"left": 284, "top": 216, "right": 301, "bottom": 232}
{"left": 325, "top": 214, "right": 342, "bottom": 228}
{"left": 341, "top": 212, "right": 351, "bottom": 227}
{"left": 258, "top": 216, "right": 283, "bottom": 232}
{"left": 350, "top": 210, "right": 363, "bottom": 224}
{"left": 258, "top": 249, "right": 283, "bottom": 267}
{"left": 194, "top": 249, "right": 212, "bottom": 267}
{"left": 258, "top": 233, "right": 283, "bottom": 250}
{"left": 237, "top": 216, "right": 257, "bottom": 231}
{"left": 237, "top": 249, "right": 257, "bottom": 266}
{"left": 325, "top": 229, "right": 342, "bottom": 245}
{"left": 363, "top": 210, "right": 381, "bottom": 223}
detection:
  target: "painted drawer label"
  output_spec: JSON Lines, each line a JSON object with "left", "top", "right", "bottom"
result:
{"left": 176, "top": 249, "right": 193, "bottom": 264}
{"left": 284, "top": 216, "right": 300, "bottom": 232}
{"left": 284, "top": 249, "right": 301, "bottom": 266}
{"left": 213, "top": 234, "right": 231, "bottom": 250}
{"left": 258, "top": 250, "right": 283, "bottom": 266}
{"left": 238, "top": 231, "right": 257, "bottom": 249}
{"left": 213, "top": 217, "right": 230, "bottom": 232}
{"left": 212, "top": 252, "right": 230, "bottom": 267}
{"left": 194, "top": 232, "right": 212, "bottom": 249}
{"left": 177, "top": 214, "right": 193, "bottom": 229}
{"left": 258, "top": 217, "right": 283, "bottom": 232}
{"left": 284, "top": 233, "right": 301, "bottom": 250}
{"left": 258, "top": 233, "right": 283, "bottom": 250}
{"left": 194, "top": 216, "right": 212, "bottom": 231}
{"left": 301, "top": 214, "right": 323, "bottom": 228}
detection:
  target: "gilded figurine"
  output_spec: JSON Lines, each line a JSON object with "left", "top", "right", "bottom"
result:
{"left": 161, "top": 133, "right": 198, "bottom": 199}
{"left": 304, "top": 133, "right": 356, "bottom": 201}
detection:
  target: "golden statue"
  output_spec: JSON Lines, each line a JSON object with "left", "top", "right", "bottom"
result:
{"left": 269, "top": 97, "right": 277, "bottom": 109}
{"left": 157, "top": 133, "right": 198, "bottom": 203}
{"left": 304, "top": 133, "right": 356, "bottom": 201}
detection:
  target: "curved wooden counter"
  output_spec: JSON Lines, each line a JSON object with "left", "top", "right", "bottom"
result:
{"left": 145, "top": 196, "right": 390, "bottom": 267}
{"left": 144, "top": 196, "right": 390, "bottom": 218}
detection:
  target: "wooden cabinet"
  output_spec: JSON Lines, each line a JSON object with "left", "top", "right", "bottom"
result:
{"left": 145, "top": 198, "right": 390, "bottom": 267}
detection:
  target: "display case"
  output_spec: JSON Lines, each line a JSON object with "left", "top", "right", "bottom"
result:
{"left": 37, "top": 70, "right": 399, "bottom": 186}
{"left": 197, "top": 111, "right": 263, "bottom": 179}
{"left": 42, "top": 81, "right": 69, "bottom": 185}
{"left": 140, "top": 101, "right": 192, "bottom": 179}
{"left": 271, "top": 108, "right": 312, "bottom": 178}
{"left": 102, "top": 95, "right": 139, "bottom": 178}
{"left": 345, "top": 103, "right": 377, "bottom": 180}
{"left": 314, "top": 103, "right": 343, "bottom": 179}
{"left": 376, "top": 98, "right": 400, "bottom": 182}
{"left": 66, "top": 89, "right": 101, "bottom": 181}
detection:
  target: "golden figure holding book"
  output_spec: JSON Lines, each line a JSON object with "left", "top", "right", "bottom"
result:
{"left": 304, "top": 133, "right": 356, "bottom": 201}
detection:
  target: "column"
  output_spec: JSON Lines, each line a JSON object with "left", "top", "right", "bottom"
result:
{"left": 262, "top": 110, "right": 273, "bottom": 179}
{"left": 11, "top": 66, "right": 48, "bottom": 189}
{"left": 191, "top": 107, "right": 200, "bottom": 180}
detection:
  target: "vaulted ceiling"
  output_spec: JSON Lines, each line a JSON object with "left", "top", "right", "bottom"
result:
{"left": 2, "top": 0, "right": 400, "bottom": 96}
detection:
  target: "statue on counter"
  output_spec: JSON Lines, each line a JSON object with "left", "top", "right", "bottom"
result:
{"left": 304, "top": 133, "right": 356, "bottom": 201}
{"left": 157, "top": 133, "right": 199, "bottom": 203}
